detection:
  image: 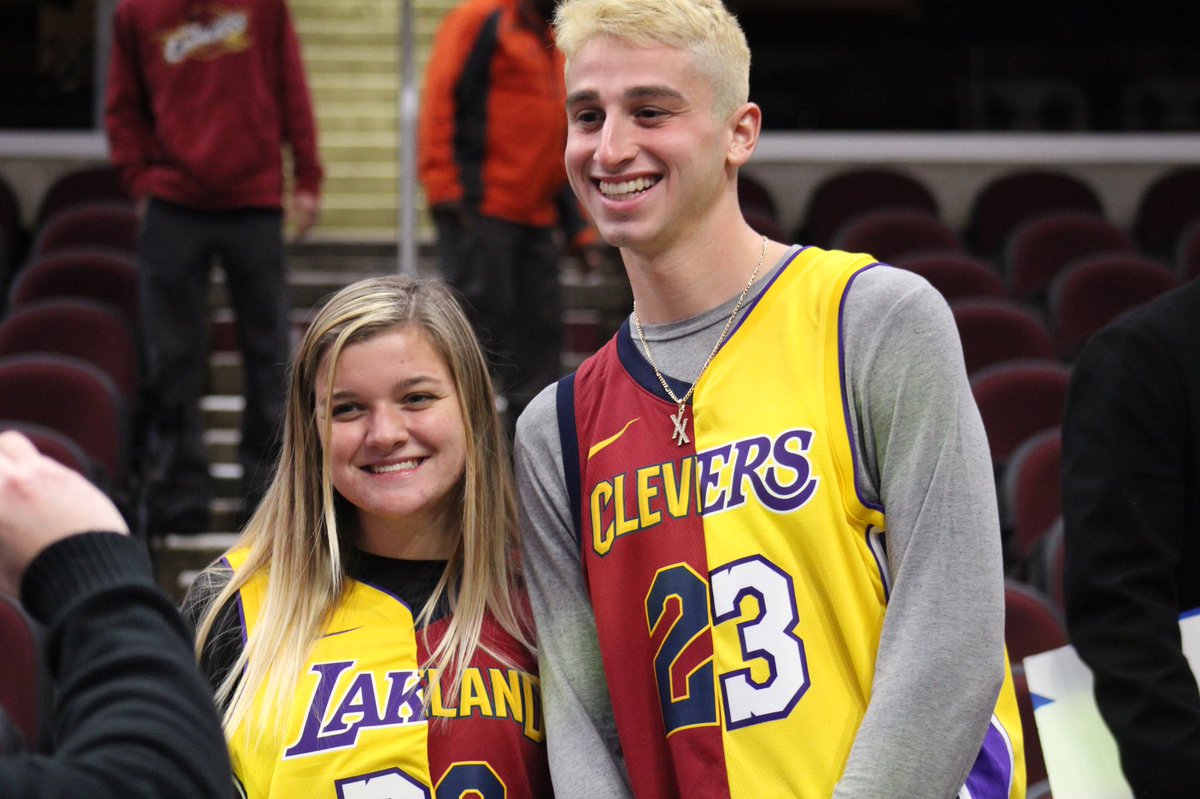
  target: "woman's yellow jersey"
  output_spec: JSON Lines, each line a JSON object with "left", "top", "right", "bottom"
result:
{"left": 222, "top": 548, "right": 549, "bottom": 798}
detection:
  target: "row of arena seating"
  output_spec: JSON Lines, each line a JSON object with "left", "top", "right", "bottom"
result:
{"left": 0, "top": 167, "right": 146, "bottom": 531}
{"left": 743, "top": 165, "right": 1200, "bottom": 265}
{"left": 0, "top": 172, "right": 145, "bottom": 751}
{"left": 0, "top": 165, "right": 132, "bottom": 283}
{"left": 742, "top": 168, "right": 1200, "bottom": 354}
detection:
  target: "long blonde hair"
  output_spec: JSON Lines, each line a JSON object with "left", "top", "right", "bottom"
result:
{"left": 193, "top": 275, "right": 530, "bottom": 736}
{"left": 554, "top": 0, "right": 751, "bottom": 120}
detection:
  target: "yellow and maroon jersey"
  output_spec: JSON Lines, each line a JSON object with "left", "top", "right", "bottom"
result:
{"left": 558, "top": 247, "right": 1024, "bottom": 798}
{"left": 224, "top": 548, "right": 549, "bottom": 799}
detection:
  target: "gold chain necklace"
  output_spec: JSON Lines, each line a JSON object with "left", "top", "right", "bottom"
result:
{"left": 631, "top": 235, "right": 769, "bottom": 446}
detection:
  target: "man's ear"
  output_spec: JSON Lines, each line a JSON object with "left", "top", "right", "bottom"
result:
{"left": 727, "top": 102, "right": 762, "bottom": 168}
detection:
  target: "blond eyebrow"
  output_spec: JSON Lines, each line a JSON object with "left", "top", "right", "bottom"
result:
{"left": 625, "top": 85, "right": 685, "bottom": 102}
{"left": 566, "top": 88, "right": 599, "bottom": 108}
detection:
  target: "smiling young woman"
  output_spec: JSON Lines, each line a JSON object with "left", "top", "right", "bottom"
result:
{"left": 185, "top": 275, "right": 550, "bottom": 798}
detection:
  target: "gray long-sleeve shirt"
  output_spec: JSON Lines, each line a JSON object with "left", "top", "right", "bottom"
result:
{"left": 515, "top": 250, "right": 1008, "bottom": 798}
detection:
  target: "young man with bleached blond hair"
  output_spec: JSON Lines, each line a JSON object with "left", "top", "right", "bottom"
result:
{"left": 515, "top": 0, "right": 1026, "bottom": 797}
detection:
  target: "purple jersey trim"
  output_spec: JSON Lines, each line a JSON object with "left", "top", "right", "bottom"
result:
{"left": 838, "top": 262, "right": 886, "bottom": 514}
{"left": 725, "top": 245, "right": 805, "bottom": 342}
{"left": 960, "top": 717, "right": 1016, "bottom": 799}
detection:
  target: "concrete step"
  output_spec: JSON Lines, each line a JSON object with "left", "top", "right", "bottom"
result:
{"left": 314, "top": 106, "right": 399, "bottom": 133}
{"left": 211, "top": 460, "right": 243, "bottom": 500}
{"left": 204, "top": 427, "right": 239, "bottom": 464}
{"left": 323, "top": 157, "right": 401, "bottom": 179}
{"left": 304, "top": 43, "right": 397, "bottom": 66}
{"left": 297, "top": 26, "right": 396, "bottom": 48}
{"left": 201, "top": 394, "right": 244, "bottom": 430}
{"left": 290, "top": 0, "right": 400, "bottom": 18}
{"left": 314, "top": 204, "right": 405, "bottom": 234}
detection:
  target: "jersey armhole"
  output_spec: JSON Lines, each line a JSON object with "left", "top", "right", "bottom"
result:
{"left": 555, "top": 373, "right": 583, "bottom": 553}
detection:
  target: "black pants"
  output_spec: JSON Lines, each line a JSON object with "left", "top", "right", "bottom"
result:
{"left": 137, "top": 199, "right": 290, "bottom": 528}
{"left": 434, "top": 211, "right": 563, "bottom": 426}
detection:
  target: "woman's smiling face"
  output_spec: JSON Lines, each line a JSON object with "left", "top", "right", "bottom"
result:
{"left": 315, "top": 325, "right": 466, "bottom": 555}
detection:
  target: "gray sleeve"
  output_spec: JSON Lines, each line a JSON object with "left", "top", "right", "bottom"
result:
{"left": 833, "top": 267, "right": 1007, "bottom": 798}
{"left": 514, "top": 387, "right": 634, "bottom": 799}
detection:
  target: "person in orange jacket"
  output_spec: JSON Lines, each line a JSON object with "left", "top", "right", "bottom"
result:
{"left": 418, "top": 0, "right": 601, "bottom": 434}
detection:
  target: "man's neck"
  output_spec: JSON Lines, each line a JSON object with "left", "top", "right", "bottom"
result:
{"left": 623, "top": 224, "right": 780, "bottom": 325}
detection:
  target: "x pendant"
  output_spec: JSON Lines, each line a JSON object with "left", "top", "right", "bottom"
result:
{"left": 670, "top": 406, "right": 690, "bottom": 446}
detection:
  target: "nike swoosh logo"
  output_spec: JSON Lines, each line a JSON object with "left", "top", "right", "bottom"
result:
{"left": 588, "top": 418, "right": 640, "bottom": 460}
{"left": 321, "top": 626, "right": 362, "bottom": 639}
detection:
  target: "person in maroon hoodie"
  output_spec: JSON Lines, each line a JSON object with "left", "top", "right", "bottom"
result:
{"left": 105, "top": 0, "right": 323, "bottom": 534}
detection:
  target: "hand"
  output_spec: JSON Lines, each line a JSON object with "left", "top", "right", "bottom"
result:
{"left": 0, "top": 431, "right": 128, "bottom": 596}
{"left": 288, "top": 190, "right": 321, "bottom": 242}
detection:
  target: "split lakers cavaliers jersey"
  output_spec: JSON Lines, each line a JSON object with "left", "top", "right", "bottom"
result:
{"left": 223, "top": 548, "right": 549, "bottom": 798}
{"left": 558, "top": 247, "right": 1025, "bottom": 798}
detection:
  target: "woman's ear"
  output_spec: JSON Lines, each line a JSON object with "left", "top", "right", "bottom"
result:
{"left": 727, "top": 101, "right": 762, "bottom": 168}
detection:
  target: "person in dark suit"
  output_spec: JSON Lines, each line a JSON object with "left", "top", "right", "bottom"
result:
{"left": 1063, "top": 279, "right": 1200, "bottom": 799}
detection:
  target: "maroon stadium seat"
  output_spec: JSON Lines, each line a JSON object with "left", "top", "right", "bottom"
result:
{"left": 799, "top": 167, "right": 939, "bottom": 248}
{"left": 8, "top": 247, "right": 140, "bottom": 326}
{"left": 1134, "top": 166, "right": 1200, "bottom": 256}
{"left": 951, "top": 299, "right": 1056, "bottom": 377}
{"left": 834, "top": 208, "right": 963, "bottom": 264}
{"left": 30, "top": 203, "right": 138, "bottom": 258}
{"left": 893, "top": 251, "right": 1006, "bottom": 302}
{"left": 968, "top": 169, "right": 1103, "bottom": 259}
{"left": 0, "top": 354, "right": 129, "bottom": 488}
{"left": 970, "top": 360, "right": 1071, "bottom": 468}
{"left": 1002, "top": 428, "right": 1063, "bottom": 570}
{"left": 0, "top": 298, "right": 141, "bottom": 403}
{"left": 33, "top": 165, "right": 130, "bottom": 230}
{"left": 1004, "top": 211, "right": 1136, "bottom": 304}
{"left": 1048, "top": 253, "right": 1180, "bottom": 359}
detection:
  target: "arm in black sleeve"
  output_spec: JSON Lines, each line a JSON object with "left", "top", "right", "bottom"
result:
{"left": 1062, "top": 321, "right": 1200, "bottom": 799}
{"left": 0, "top": 532, "right": 233, "bottom": 799}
